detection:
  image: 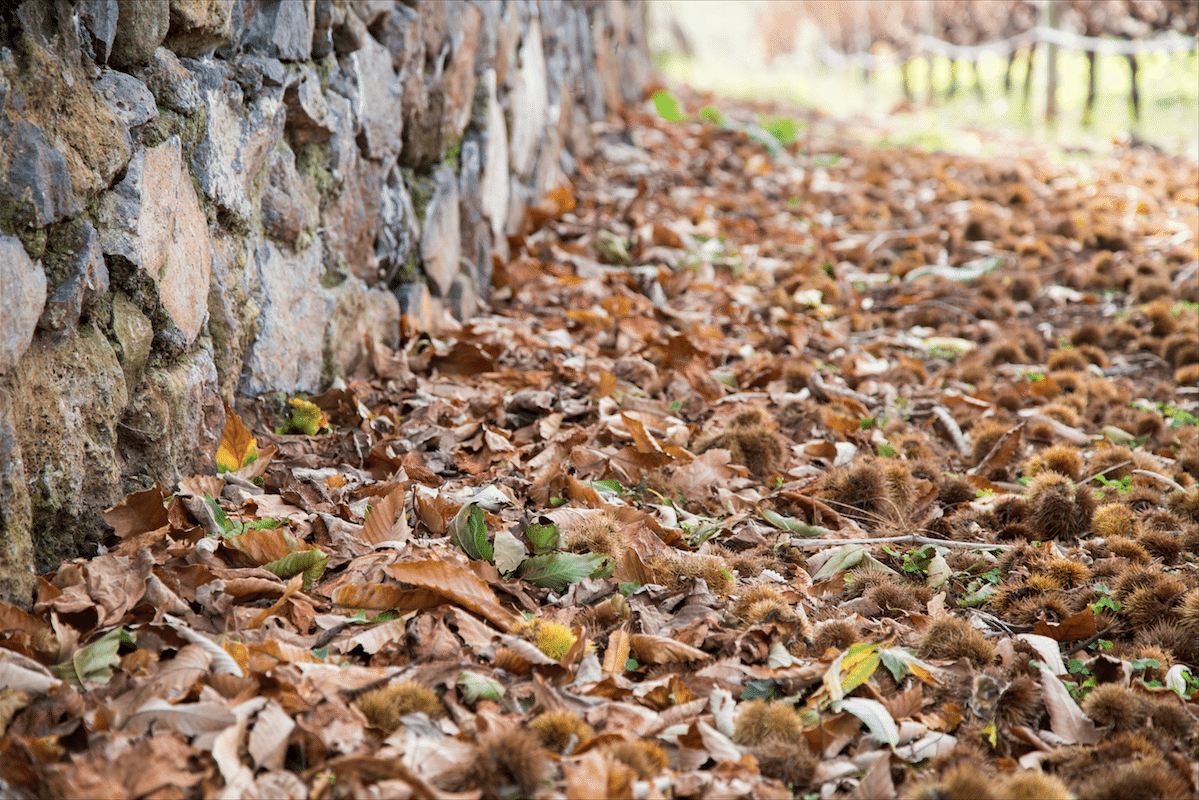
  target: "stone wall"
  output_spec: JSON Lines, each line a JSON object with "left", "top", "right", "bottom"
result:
{"left": 0, "top": 0, "right": 650, "bottom": 605}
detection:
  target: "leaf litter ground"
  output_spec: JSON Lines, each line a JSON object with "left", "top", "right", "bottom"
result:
{"left": 3, "top": 89, "right": 1199, "bottom": 800}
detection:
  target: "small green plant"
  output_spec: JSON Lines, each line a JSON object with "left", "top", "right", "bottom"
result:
{"left": 651, "top": 89, "right": 684, "bottom": 122}
{"left": 1090, "top": 584, "right": 1122, "bottom": 615}
{"left": 1095, "top": 475, "right": 1133, "bottom": 496}
{"left": 1065, "top": 657, "right": 1098, "bottom": 701}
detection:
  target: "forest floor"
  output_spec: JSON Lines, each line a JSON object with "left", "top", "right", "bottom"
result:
{"left": 3, "top": 88, "right": 1199, "bottom": 800}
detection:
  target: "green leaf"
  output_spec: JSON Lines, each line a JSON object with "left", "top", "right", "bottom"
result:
{"left": 524, "top": 522, "right": 560, "bottom": 554}
{"left": 261, "top": 548, "right": 328, "bottom": 590}
{"left": 812, "top": 545, "right": 866, "bottom": 581}
{"left": 837, "top": 697, "right": 899, "bottom": 747}
{"left": 840, "top": 642, "right": 880, "bottom": 695}
{"left": 517, "top": 552, "right": 610, "bottom": 592}
{"left": 448, "top": 504, "right": 493, "bottom": 562}
{"left": 926, "top": 551, "right": 950, "bottom": 590}
{"left": 205, "top": 494, "right": 235, "bottom": 536}
{"left": 492, "top": 527, "right": 527, "bottom": 576}
{"left": 651, "top": 89, "right": 683, "bottom": 122}
{"left": 740, "top": 679, "right": 779, "bottom": 700}
{"left": 50, "top": 628, "right": 125, "bottom": 687}
{"left": 761, "top": 508, "right": 832, "bottom": 538}
{"left": 586, "top": 480, "right": 624, "bottom": 496}
{"left": 458, "top": 671, "right": 505, "bottom": 704}
{"left": 618, "top": 582, "right": 641, "bottom": 595}
{"left": 625, "top": 658, "right": 639, "bottom": 671}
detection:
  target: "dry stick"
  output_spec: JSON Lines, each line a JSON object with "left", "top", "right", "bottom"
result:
{"left": 1079, "top": 461, "right": 1133, "bottom": 485}
{"left": 1131, "top": 468, "right": 1186, "bottom": 493}
{"left": 792, "top": 533, "right": 1016, "bottom": 549}
{"left": 1063, "top": 624, "right": 1121, "bottom": 657}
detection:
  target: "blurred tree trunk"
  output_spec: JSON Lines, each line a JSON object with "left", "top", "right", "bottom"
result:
{"left": 1046, "top": 0, "right": 1061, "bottom": 124}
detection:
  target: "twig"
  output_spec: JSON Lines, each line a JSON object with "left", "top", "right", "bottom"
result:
{"left": 1063, "top": 624, "right": 1121, "bottom": 657}
{"left": 931, "top": 405, "right": 970, "bottom": 457}
{"left": 791, "top": 534, "right": 1015, "bottom": 550}
{"left": 1131, "top": 469, "right": 1185, "bottom": 493}
{"left": 1079, "top": 461, "right": 1133, "bottom": 485}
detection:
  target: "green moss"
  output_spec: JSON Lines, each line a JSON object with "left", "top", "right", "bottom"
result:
{"left": 443, "top": 140, "right": 462, "bottom": 172}
{"left": 0, "top": 195, "right": 47, "bottom": 260}
{"left": 314, "top": 53, "right": 337, "bottom": 94}
{"left": 295, "top": 142, "right": 336, "bottom": 201}
{"left": 404, "top": 168, "right": 434, "bottom": 220}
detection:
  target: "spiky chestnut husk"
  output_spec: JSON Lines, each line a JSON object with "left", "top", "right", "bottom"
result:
{"left": 1089, "top": 446, "right": 1137, "bottom": 482}
{"left": 1176, "top": 362, "right": 1199, "bottom": 388}
{"left": 563, "top": 509, "right": 626, "bottom": 559}
{"left": 1075, "top": 344, "right": 1108, "bottom": 368}
{"left": 528, "top": 710, "right": 594, "bottom": 754}
{"left": 1125, "top": 484, "right": 1164, "bottom": 513}
{"left": 606, "top": 740, "right": 670, "bottom": 780}
{"left": 917, "top": 617, "right": 995, "bottom": 669}
{"left": 511, "top": 618, "right": 578, "bottom": 661}
{"left": 818, "top": 460, "right": 894, "bottom": 526}
{"left": 1004, "top": 594, "right": 1070, "bottom": 627}
{"left": 1122, "top": 575, "right": 1186, "bottom": 628}
{"left": 884, "top": 462, "right": 915, "bottom": 513}
{"left": 1070, "top": 322, "right": 1103, "bottom": 347}
{"left": 864, "top": 580, "right": 923, "bottom": 618}
{"left": 996, "top": 542, "right": 1049, "bottom": 573}
{"left": 939, "top": 476, "right": 977, "bottom": 508}
{"left": 1073, "top": 757, "right": 1191, "bottom": 800}
{"left": 647, "top": 551, "right": 734, "bottom": 597}
{"left": 751, "top": 737, "right": 817, "bottom": 788}
{"left": 1179, "top": 589, "right": 1199, "bottom": 631}
{"left": 697, "top": 412, "right": 787, "bottom": 477}
{"left": 1147, "top": 701, "right": 1197, "bottom": 742}
{"left": 1045, "top": 557, "right": 1091, "bottom": 588}
{"left": 1136, "top": 619, "right": 1199, "bottom": 664}
{"left": 1113, "top": 564, "right": 1164, "bottom": 600}
{"left": 811, "top": 620, "right": 859, "bottom": 656}
{"left": 1137, "top": 528, "right": 1182, "bottom": 564}
{"left": 1040, "top": 403, "right": 1081, "bottom": 427}
{"left": 1081, "top": 684, "right": 1149, "bottom": 734}
{"left": 733, "top": 699, "right": 804, "bottom": 747}
{"left": 1165, "top": 487, "right": 1199, "bottom": 523}
{"left": 1025, "top": 574, "right": 1064, "bottom": 593}
{"left": 1162, "top": 331, "right": 1199, "bottom": 366}
{"left": 1103, "top": 535, "right": 1151, "bottom": 564}
{"left": 995, "top": 675, "right": 1042, "bottom": 730}
{"left": 439, "top": 728, "right": 548, "bottom": 800}
{"left": 354, "top": 680, "right": 447, "bottom": 733}
{"left": 906, "top": 763, "right": 1001, "bottom": 800}
{"left": 1026, "top": 471, "right": 1092, "bottom": 541}
{"left": 1093, "top": 503, "right": 1138, "bottom": 539}
{"left": 1000, "top": 770, "right": 1071, "bottom": 800}
{"left": 893, "top": 431, "right": 936, "bottom": 461}
{"left": 1047, "top": 349, "right": 1088, "bottom": 372}
{"left": 970, "top": 420, "right": 1011, "bottom": 467}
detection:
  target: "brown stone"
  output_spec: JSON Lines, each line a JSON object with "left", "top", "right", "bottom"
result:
{"left": 111, "top": 0, "right": 171, "bottom": 68}
{"left": 163, "top": 0, "right": 233, "bottom": 57}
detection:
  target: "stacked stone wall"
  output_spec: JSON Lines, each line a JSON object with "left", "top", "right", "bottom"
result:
{"left": 0, "top": 0, "right": 650, "bottom": 604}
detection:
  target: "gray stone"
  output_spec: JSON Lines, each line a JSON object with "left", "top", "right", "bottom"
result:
{"left": 206, "top": 231, "right": 257, "bottom": 398}
{"left": 324, "top": 277, "right": 400, "bottom": 381}
{"left": 96, "top": 70, "right": 158, "bottom": 132}
{"left": 0, "top": 402, "right": 34, "bottom": 607}
{"left": 312, "top": 0, "right": 333, "bottom": 58}
{"left": 322, "top": 93, "right": 381, "bottom": 284}
{"left": 242, "top": 0, "right": 315, "bottom": 62}
{"left": 283, "top": 64, "right": 333, "bottom": 145}
{"left": 420, "top": 164, "right": 460, "bottom": 298}
{"left": 509, "top": 19, "right": 548, "bottom": 179}
{"left": 241, "top": 241, "right": 328, "bottom": 395}
{"left": 163, "top": 0, "right": 234, "bottom": 57}
{"left": 1, "top": 120, "right": 77, "bottom": 228}
{"left": 352, "top": 32, "right": 403, "bottom": 164}
{"left": 479, "top": 69, "right": 509, "bottom": 244}
{"left": 349, "top": 0, "right": 392, "bottom": 28}
{"left": 111, "top": 292, "right": 153, "bottom": 396}
{"left": 446, "top": 270, "right": 479, "bottom": 321}
{"left": 111, "top": 0, "right": 171, "bottom": 69}
{"left": 373, "top": 4, "right": 422, "bottom": 72}
{"left": 242, "top": 55, "right": 289, "bottom": 87}
{"left": 376, "top": 163, "right": 421, "bottom": 287}
{"left": 331, "top": 2, "right": 369, "bottom": 55}
{"left": 38, "top": 220, "right": 108, "bottom": 333}
{"left": 95, "top": 136, "right": 213, "bottom": 346}
{"left": 395, "top": 281, "right": 439, "bottom": 332}
{"left": 261, "top": 141, "right": 320, "bottom": 248}
{"left": 6, "top": 322, "right": 127, "bottom": 574}
{"left": 186, "top": 57, "right": 286, "bottom": 222}
{"left": 458, "top": 137, "right": 491, "bottom": 291}
{"left": 441, "top": 3, "right": 481, "bottom": 143}
{"left": 118, "top": 344, "right": 223, "bottom": 488}
{"left": 0, "top": 236, "right": 46, "bottom": 373}
{"left": 142, "top": 47, "right": 202, "bottom": 114}
{"left": 80, "top": 0, "right": 120, "bottom": 64}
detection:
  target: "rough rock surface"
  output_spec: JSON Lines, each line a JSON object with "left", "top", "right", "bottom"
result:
{"left": 0, "top": 0, "right": 650, "bottom": 606}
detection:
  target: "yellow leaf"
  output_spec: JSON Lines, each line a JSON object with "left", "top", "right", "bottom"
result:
{"left": 288, "top": 398, "right": 328, "bottom": 436}
{"left": 216, "top": 401, "right": 258, "bottom": 473}
{"left": 840, "top": 642, "right": 880, "bottom": 694}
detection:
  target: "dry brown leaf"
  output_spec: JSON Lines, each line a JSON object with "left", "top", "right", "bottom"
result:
{"left": 629, "top": 633, "right": 708, "bottom": 664}
{"left": 603, "top": 630, "right": 632, "bottom": 675}
{"left": 384, "top": 560, "right": 519, "bottom": 631}
{"left": 360, "top": 483, "right": 409, "bottom": 546}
